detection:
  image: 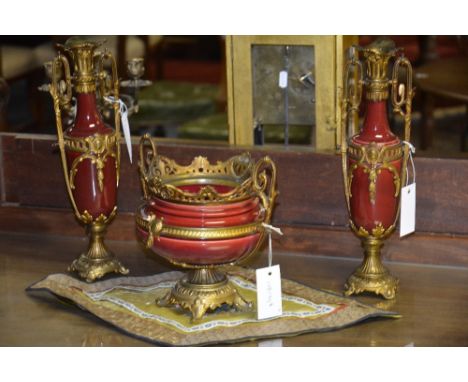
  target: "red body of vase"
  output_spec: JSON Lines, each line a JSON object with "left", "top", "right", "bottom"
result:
{"left": 65, "top": 93, "right": 117, "bottom": 219}
{"left": 348, "top": 101, "right": 402, "bottom": 232}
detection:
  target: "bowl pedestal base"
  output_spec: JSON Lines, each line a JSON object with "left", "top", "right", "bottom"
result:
{"left": 157, "top": 268, "right": 253, "bottom": 321}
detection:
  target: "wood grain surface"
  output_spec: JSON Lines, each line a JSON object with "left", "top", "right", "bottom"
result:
{"left": 1, "top": 231, "right": 466, "bottom": 346}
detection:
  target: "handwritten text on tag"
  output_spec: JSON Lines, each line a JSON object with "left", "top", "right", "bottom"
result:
{"left": 256, "top": 264, "right": 282, "bottom": 320}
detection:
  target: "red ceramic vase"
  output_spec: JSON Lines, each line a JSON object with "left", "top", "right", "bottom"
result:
{"left": 341, "top": 39, "right": 414, "bottom": 300}
{"left": 348, "top": 100, "right": 402, "bottom": 233}
{"left": 65, "top": 93, "right": 117, "bottom": 219}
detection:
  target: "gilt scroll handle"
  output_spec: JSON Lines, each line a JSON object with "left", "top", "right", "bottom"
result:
{"left": 145, "top": 213, "right": 164, "bottom": 249}
{"left": 391, "top": 55, "right": 414, "bottom": 228}
{"left": 97, "top": 50, "right": 122, "bottom": 186}
{"left": 237, "top": 156, "right": 278, "bottom": 266}
{"left": 341, "top": 48, "right": 363, "bottom": 216}
{"left": 50, "top": 54, "right": 84, "bottom": 222}
{"left": 138, "top": 134, "right": 157, "bottom": 200}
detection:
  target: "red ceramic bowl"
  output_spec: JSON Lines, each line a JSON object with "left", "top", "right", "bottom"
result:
{"left": 147, "top": 197, "right": 261, "bottom": 228}
{"left": 149, "top": 196, "right": 260, "bottom": 216}
{"left": 148, "top": 207, "right": 260, "bottom": 228}
{"left": 136, "top": 225, "right": 262, "bottom": 266}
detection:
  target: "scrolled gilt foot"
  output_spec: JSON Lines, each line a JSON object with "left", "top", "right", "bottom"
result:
{"left": 343, "top": 282, "right": 356, "bottom": 297}
{"left": 232, "top": 292, "right": 253, "bottom": 311}
{"left": 344, "top": 272, "right": 399, "bottom": 300}
{"left": 156, "top": 291, "right": 173, "bottom": 307}
{"left": 68, "top": 255, "right": 129, "bottom": 283}
{"left": 191, "top": 298, "right": 209, "bottom": 322}
{"left": 378, "top": 280, "right": 399, "bottom": 300}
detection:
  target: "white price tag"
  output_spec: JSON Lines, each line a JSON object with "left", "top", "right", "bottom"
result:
{"left": 278, "top": 70, "right": 288, "bottom": 89}
{"left": 400, "top": 183, "right": 416, "bottom": 237}
{"left": 120, "top": 107, "right": 132, "bottom": 163}
{"left": 256, "top": 264, "right": 282, "bottom": 320}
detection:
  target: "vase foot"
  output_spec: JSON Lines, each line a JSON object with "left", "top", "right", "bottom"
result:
{"left": 157, "top": 268, "right": 252, "bottom": 322}
{"left": 68, "top": 221, "right": 129, "bottom": 282}
{"left": 344, "top": 269, "right": 399, "bottom": 299}
{"left": 69, "top": 253, "right": 129, "bottom": 283}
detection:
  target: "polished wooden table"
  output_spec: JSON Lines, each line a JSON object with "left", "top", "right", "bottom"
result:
{"left": 1, "top": 231, "right": 467, "bottom": 346}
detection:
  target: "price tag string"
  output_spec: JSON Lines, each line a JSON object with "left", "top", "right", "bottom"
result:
{"left": 283, "top": 46, "right": 290, "bottom": 145}
{"left": 262, "top": 223, "right": 283, "bottom": 267}
{"left": 403, "top": 140, "right": 416, "bottom": 186}
{"left": 104, "top": 96, "right": 132, "bottom": 163}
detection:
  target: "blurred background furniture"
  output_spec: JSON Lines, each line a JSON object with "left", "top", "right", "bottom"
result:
{"left": 0, "top": 35, "right": 158, "bottom": 133}
{"left": 178, "top": 113, "right": 312, "bottom": 144}
{"left": 0, "top": 36, "right": 55, "bottom": 131}
{"left": 102, "top": 35, "right": 160, "bottom": 75}
{"left": 415, "top": 57, "right": 468, "bottom": 150}
{"left": 2, "top": 35, "right": 468, "bottom": 155}
{"left": 129, "top": 36, "right": 227, "bottom": 138}
{"left": 146, "top": 35, "right": 224, "bottom": 84}
{"left": 0, "top": 35, "right": 160, "bottom": 133}
{"left": 129, "top": 80, "right": 221, "bottom": 137}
